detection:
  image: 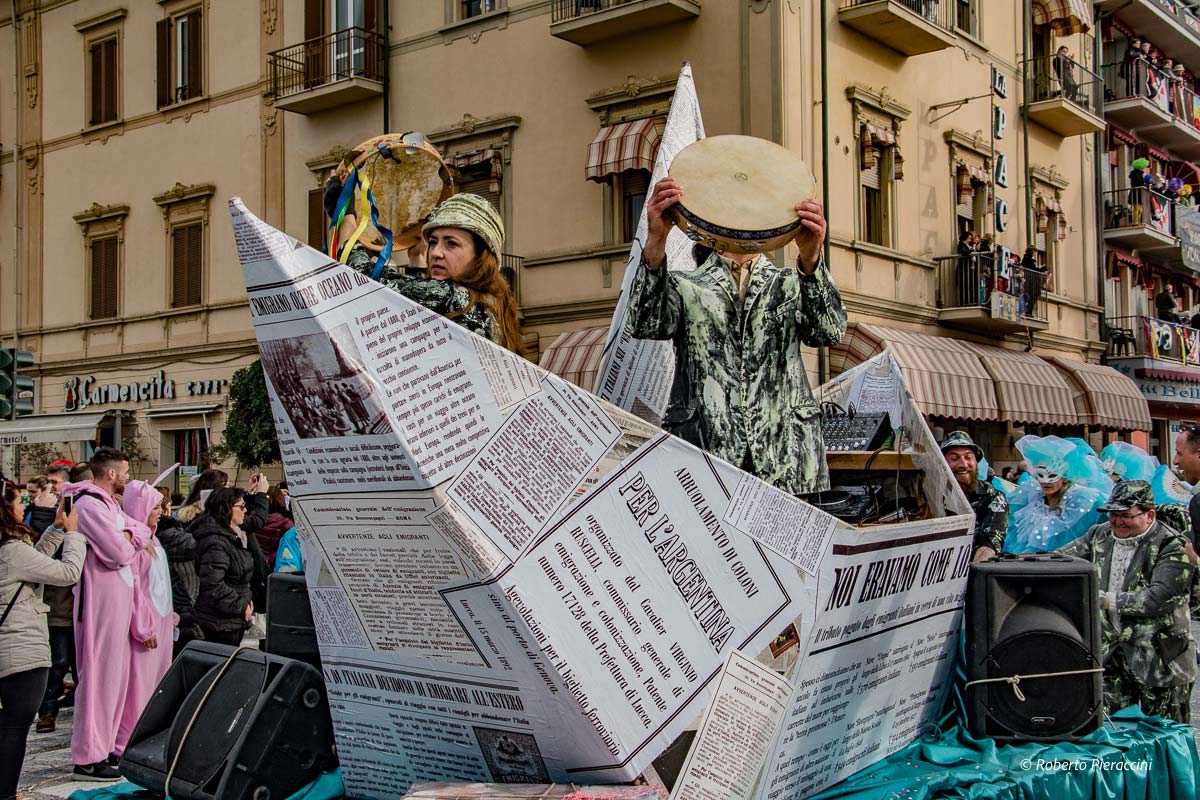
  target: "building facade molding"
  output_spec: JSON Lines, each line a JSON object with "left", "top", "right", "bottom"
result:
{"left": 73, "top": 7, "right": 127, "bottom": 33}
{"left": 845, "top": 84, "right": 912, "bottom": 124}
{"left": 152, "top": 182, "right": 217, "bottom": 213}
{"left": 72, "top": 202, "right": 130, "bottom": 227}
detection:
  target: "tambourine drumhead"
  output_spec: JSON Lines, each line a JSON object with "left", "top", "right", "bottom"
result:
{"left": 337, "top": 133, "right": 454, "bottom": 251}
{"left": 668, "top": 135, "right": 816, "bottom": 254}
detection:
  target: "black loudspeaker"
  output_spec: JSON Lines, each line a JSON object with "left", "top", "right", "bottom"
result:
{"left": 265, "top": 572, "right": 322, "bottom": 669}
{"left": 966, "top": 553, "right": 1102, "bottom": 742}
{"left": 120, "top": 641, "right": 337, "bottom": 800}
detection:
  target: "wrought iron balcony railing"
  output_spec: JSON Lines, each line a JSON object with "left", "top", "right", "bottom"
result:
{"left": 1025, "top": 54, "right": 1102, "bottom": 116}
{"left": 935, "top": 254, "right": 1048, "bottom": 322}
{"left": 268, "top": 27, "right": 385, "bottom": 101}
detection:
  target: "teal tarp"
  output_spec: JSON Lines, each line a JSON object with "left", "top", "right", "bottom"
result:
{"left": 67, "top": 769, "right": 344, "bottom": 800}
{"left": 809, "top": 707, "right": 1200, "bottom": 800}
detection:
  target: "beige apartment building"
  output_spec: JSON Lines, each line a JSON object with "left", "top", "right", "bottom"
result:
{"left": 0, "top": 0, "right": 278, "bottom": 490}
{"left": 270, "top": 0, "right": 1142, "bottom": 461}
{"left": 0, "top": 0, "right": 1154, "bottom": 483}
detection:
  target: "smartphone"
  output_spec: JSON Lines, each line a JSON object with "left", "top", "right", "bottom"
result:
{"left": 61, "top": 495, "right": 73, "bottom": 515}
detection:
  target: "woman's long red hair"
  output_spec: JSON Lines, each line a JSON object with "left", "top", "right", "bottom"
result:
{"left": 442, "top": 234, "right": 522, "bottom": 354}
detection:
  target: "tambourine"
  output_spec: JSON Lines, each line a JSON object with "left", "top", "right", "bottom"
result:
{"left": 334, "top": 132, "right": 455, "bottom": 253}
{"left": 667, "top": 135, "right": 816, "bottom": 254}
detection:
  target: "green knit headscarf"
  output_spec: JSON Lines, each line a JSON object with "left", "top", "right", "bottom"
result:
{"left": 422, "top": 193, "right": 504, "bottom": 256}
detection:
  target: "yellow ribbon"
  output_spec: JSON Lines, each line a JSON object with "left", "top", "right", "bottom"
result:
{"left": 338, "top": 170, "right": 374, "bottom": 265}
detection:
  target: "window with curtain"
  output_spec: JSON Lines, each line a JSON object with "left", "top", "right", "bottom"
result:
{"left": 155, "top": 8, "right": 202, "bottom": 107}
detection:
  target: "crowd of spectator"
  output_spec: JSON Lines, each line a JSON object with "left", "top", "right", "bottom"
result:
{"left": 0, "top": 450, "right": 297, "bottom": 798}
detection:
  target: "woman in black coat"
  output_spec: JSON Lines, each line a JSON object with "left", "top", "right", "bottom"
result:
{"left": 192, "top": 489, "right": 255, "bottom": 646}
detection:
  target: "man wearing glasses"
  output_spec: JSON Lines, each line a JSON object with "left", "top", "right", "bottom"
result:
{"left": 1057, "top": 481, "right": 1196, "bottom": 722}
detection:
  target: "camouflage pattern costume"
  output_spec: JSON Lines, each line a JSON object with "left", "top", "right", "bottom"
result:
{"left": 1155, "top": 502, "right": 1200, "bottom": 618}
{"left": 1057, "top": 481, "right": 1196, "bottom": 723}
{"left": 965, "top": 481, "right": 1008, "bottom": 555}
{"left": 628, "top": 252, "right": 847, "bottom": 496}
{"left": 347, "top": 245, "right": 499, "bottom": 346}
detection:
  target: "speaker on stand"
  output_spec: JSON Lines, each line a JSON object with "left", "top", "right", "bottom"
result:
{"left": 965, "top": 552, "right": 1103, "bottom": 741}
{"left": 265, "top": 572, "right": 322, "bottom": 669}
{"left": 120, "top": 641, "right": 337, "bottom": 800}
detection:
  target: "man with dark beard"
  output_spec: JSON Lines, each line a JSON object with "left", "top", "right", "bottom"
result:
{"left": 941, "top": 432, "right": 1007, "bottom": 561}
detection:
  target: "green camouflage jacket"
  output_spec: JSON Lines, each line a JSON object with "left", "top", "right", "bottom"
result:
{"left": 628, "top": 251, "right": 847, "bottom": 496}
{"left": 1059, "top": 520, "right": 1196, "bottom": 688}
{"left": 966, "top": 480, "right": 1008, "bottom": 554}
{"left": 347, "top": 244, "right": 498, "bottom": 345}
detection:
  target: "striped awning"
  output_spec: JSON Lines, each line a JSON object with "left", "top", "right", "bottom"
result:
{"left": 828, "top": 324, "right": 998, "bottom": 420}
{"left": 585, "top": 118, "right": 664, "bottom": 183}
{"left": 448, "top": 148, "right": 501, "bottom": 175}
{"left": 959, "top": 342, "right": 1078, "bottom": 425}
{"left": 830, "top": 323, "right": 1088, "bottom": 426}
{"left": 1032, "top": 0, "right": 1092, "bottom": 34}
{"left": 1047, "top": 356, "right": 1151, "bottom": 431}
{"left": 539, "top": 325, "right": 610, "bottom": 393}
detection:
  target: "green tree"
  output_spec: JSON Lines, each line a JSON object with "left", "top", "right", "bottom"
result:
{"left": 221, "top": 360, "right": 280, "bottom": 469}
{"left": 16, "top": 442, "right": 63, "bottom": 480}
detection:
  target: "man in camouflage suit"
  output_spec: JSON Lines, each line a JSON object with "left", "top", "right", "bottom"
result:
{"left": 940, "top": 432, "right": 1007, "bottom": 561}
{"left": 1057, "top": 481, "right": 1196, "bottom": 723}
{"left": 628, "top": 178, "right": 846, "bottom": 496}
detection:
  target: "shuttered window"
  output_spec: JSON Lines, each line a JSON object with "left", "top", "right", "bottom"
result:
{"left": 171, "top": 223, "right": 202, "bottom": 307}
{"left": 309, "top": 189, "right": 328, "bottom": 250}
{"left": 620, "top": 169, "right": 651, "bottom": 243}
{"left": 861, "top": 146, "right": 888, "bottom": 246}
{"left": 89, "top": 38, "right": 118, "bottom": 126}
{"left": 460, "top": 162, "right": 502, "bottom": 217}
{"left": 156, "top": 9, "right": 202, "bottom": 108}
{"left": 90, "top": 237, "right": 119, "bottom": 319}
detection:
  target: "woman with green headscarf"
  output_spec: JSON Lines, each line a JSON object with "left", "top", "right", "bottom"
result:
{"left": 344, "top": 193, "right": 521, "bottom": 353}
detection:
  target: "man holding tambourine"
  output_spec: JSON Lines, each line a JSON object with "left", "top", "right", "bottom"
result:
{"left": 628, "top": 135, "right": 847, "bottom": 497}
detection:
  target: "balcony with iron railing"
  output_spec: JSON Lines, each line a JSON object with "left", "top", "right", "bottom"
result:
{"left": 1104, "top": 315, "right": 1200, "bottom": 382}
{"left": 500, "top": 253, "right": 523, "bottom": 299}
{"left": 549, "top": 0, "right": 700, "bottom": 46}
{"left": 1102, "top": 62, "right": 1200, "bottom": 158}
{"left": 1102, "top": 187, "right": 1180, "bottom": 252}
{"left": 836, "top": 0, "right": 960, "bottom": 56}
{"left": 934, "top": 254, "right": 1049, "bottom": 335}
{"left": 1024, "top": 54, "right": 1105, "bottom": 137}
{"left": 1096, "top": 0, "right": 1200, "bottom": 65}
{"left": 269, "top": 27, "right": 385, "bottom": 115}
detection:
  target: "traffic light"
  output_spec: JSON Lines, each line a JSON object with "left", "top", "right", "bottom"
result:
{"left": 0, "top": 349, "right": 35, "bottom": 419}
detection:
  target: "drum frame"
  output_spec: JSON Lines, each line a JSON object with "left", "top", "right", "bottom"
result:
{"left": 672, "top": 203, "right": 803, "bottom": 254}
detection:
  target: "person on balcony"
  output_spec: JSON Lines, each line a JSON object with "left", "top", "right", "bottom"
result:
{"left": 1129, "top": 158, "right": 1150, "bottom": 225}
{"left": 1021, "top": 246, "right": 1044, "bottom": 313}
{"left": 1054, "top": 47, "right": 1078, "bottom": 104}
{"left": 1121, "top": 38, "right": 1144, "bottom": 96}
{"left": 956, "top": 230, "right": 976, "bottom": 306}
{"left": 1156, "top": 284, "right": 1181, "bottom": 323}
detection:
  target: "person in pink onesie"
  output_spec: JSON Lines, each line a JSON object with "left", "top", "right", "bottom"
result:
{"left": 114, "top": 480, "right": 178, "bottom": 756}
{"left": 68, "top": 447, "right": 147, "bottom": 782}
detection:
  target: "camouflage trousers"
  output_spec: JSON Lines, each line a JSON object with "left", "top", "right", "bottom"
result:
{"left": 1103, "top": 650, "right": 1192, "bottom": 724}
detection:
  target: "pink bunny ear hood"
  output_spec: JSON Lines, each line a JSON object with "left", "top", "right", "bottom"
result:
{"left": 61, "top": 479, "right": 96, "bottom": 497}
{"left": 122, "top": 480, "right": 161, "bottom": 529}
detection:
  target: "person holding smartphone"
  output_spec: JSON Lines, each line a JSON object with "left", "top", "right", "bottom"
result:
{"left": 0, "top": 488, "right": 85, "bottom": 798}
